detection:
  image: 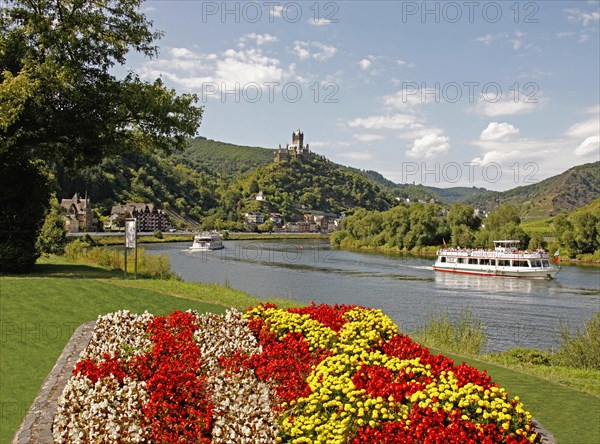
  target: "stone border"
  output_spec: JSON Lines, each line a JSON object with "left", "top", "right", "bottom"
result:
{"left": 12, "top": 321, "right": 96, "bottom": 444}
{"left": 12, "top": 319, "right": 556, "bottom": 444}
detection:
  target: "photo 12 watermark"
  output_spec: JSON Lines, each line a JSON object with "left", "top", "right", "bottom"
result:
{"left": 0, "top": 321, "right": 81, "bottom": 343}
{"left": 401, "top": 1, "right": 539, "bottom": 24}
{"left": 400, "top": 161, "right": 540, "bottom": 185}
{"left": 201, "top": 1, "right": 340, "bottom": 24}
{"left": 399, "top": 81, "right": 539, "bottom": 105}
{"left": 201, "top": 81, "right": 340, "bottom": 104}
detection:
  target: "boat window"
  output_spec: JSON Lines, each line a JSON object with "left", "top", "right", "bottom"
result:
{"left": 468, "top": 258, "right": 478, "bottom": 265}
{"left": 457, "top": 258, "right": 464, "bottom": 264}
{"left": 480, "top": 258, "right": 491, "bottom": 266}
{"left": 513, "top": 260, "right": 529, "bottom": 267}
{"left": 542, "top": 260, "right": 549, "bottom": 268}
{"left": 440, "top": 257, "right": 446, "bottom": 263}
{"left": 531, "top": 260, "right": 541, "bottom": 268}
{"left": 498, "top": 260, "right": 510, "bottom": 267}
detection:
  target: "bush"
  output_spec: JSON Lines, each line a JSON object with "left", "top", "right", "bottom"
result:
{"left": 487, "top": 347, "right": 552, "bottom": 366}
{"left": 153, "top": 230, "right": 163, "bottom": 239}
{"left": 63, "top": 240, "right": 176, "bottom": 279}
{"left": 37, "top": 201, "right": 68, "bottom": 256}
{"left": 554, "top": 311, "right": 600, "bottom": 370}
{"left": 411, "top": 307, "right": 487, "bottom": 356}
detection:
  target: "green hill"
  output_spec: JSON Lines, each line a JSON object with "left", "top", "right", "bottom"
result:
{"left": 464, "top": 161, "right": 600, "bottom": 219}
{"left": 223, "top": 154, "right": 395, "bottom": 220}
{"left": 174, "top": 137, "right": 274, "bottom": 177}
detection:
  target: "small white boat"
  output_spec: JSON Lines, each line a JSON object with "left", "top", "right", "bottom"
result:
{"left": 189, "top": 232, "right": 224, "bottom": 251}
{"left": 433, "top": 240, "right": 560, "bottom": 279}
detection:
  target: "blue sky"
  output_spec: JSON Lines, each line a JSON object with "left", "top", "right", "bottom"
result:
{"left": 129, "top": 1, "right": 599, "bottom": 190}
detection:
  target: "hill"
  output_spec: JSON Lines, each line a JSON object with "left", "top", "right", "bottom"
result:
{"left": 223, "top": 154, "right": 395, "bottom": 220}
{"left": 175, "top": 137, "right": 274, "bottom": 177}
{"left": 59, "top": 135, "right": 598, "bottom": 228}
{"left": 463, "top": 161, "right": 600, "bottom": 218}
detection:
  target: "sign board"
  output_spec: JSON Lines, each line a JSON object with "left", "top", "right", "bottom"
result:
{"left": 125, "top": 218, "right": 137, "bottom": 248}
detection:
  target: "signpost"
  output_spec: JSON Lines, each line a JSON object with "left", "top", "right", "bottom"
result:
{"left": 124, "top": 218, "right": 138, "bottom": 279}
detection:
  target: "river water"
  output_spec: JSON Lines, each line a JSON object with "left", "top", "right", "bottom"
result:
{"left": 143, "top": 239, "right": 600, "bottom": 352}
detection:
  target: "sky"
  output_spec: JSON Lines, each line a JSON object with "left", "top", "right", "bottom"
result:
{"left": 126, "top": 1, "right": 599, "bottom": 190}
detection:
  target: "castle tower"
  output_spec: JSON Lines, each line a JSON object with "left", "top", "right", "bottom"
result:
{"left": 291, "top": 128, "right": 304, "bottom": 149}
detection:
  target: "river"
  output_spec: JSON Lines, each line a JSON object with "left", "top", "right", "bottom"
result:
{"left": 143, "top": 239, "right": 600, "bottom": 352}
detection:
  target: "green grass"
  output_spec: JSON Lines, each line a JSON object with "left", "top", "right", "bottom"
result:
{"left": 430, "top": 348, "right": 600, "bottom": 444}
{"left": 0, "top": 259, "right": 299, "bottom": 443}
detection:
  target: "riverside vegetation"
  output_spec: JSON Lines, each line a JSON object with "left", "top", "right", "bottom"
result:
{"left": 331, "top": 199, "right": 600, "bottom": 262}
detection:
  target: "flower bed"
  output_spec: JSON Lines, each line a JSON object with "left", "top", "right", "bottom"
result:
{"left": 54, "top": 304, "right": 538, "bottom": 443}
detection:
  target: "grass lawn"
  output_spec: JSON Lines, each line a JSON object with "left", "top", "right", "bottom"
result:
{"left": 432, "top": 348, "right": 600, "bottom": 444}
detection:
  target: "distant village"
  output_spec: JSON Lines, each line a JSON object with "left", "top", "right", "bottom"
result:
{"left": 59, "top": 129, "right": 487, "bottom": 234}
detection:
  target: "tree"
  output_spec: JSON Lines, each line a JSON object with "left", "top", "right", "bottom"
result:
{"left": 37, "top": 197, "right": 68, "bottom": 255}
{"left": 1, "top": 0, "right": 202, "bottom": 272}
{"left": 474, "top": 204, "right": 529, "bottom": 248}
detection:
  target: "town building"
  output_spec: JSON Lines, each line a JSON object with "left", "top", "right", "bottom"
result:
{"left": 274, "top": 128, "right": 311, "bottom": 162}
{"left": 109, "top": 203, "right": 167, "bottom": 232}
{"left": 60, "top": 192, "right": 97, "bottom": 232}
{"left": 255, "top": 191, "right": 266, "bottom": 201}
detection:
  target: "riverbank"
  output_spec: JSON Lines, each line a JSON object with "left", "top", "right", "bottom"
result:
{"left": 333, "top": 243, "right": 600, "bottom": 264}
{"left": 72, "top": 231, "right": 329, "bottom": 246}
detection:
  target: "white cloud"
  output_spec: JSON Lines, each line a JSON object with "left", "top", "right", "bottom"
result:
{"left": 406, "top": 134, "right": 450, "bottom": 159}
{"left": 358, "top": 59, "right": 372, "bottom": 70}
{"left": 292, "top": 41, "right": 310, "bottom": 60}
{"left": 474, "top": 93, "right": 547, "bottom": 117}
{"left": 310, "top": 18, "right": 334, "bottom": 26}
{"left": 510, "top": 31, "right": 527, "bottom": 50}
{"left": 474, "top": 32, "right": 531, "bottom": 50}
{"left": 475, "top": 34, "right": 494, "bottom": 45}
{"left": 312, "top": 42, "right": 337, "bottom": 60}
{"left": 139, "top": 40, "right": 299, "bottom": 99}
{"left": 565, "top": 8, "right": 600, "bottom": 26}
{"left": 579, "top": 33, "right": 591, "bottom": 43}
{"left": 584, "top": 104, "right": 600, "bottom": 115}
{"left": 353, "top": 134, "right": 384, "bottom": 142}
{"left": 472, "top": 150, "right": 523, "bottom": 165}
{"left": 565, "top": 118, "right": 599, "bottom": 138}
{"left": 575, "top": 135, "right": 600, "bottom": 156}
{"left": 348, "top": 114, "right": 424, "bottom": 132}
{"left": 396, "top": 59, "right": 416, "bottom": 68}
{"left": 480, "top": 122, "right": 520, "bottom": 142}
{"left": 239, "top": 33, "right": 278, "bottom": 46}
{"left": 292, "top": 41, "right": 337, "bottom": 61}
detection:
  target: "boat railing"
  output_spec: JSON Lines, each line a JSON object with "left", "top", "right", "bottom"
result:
{"left": 436, "top": 249, "right": 548, "bottom": 259}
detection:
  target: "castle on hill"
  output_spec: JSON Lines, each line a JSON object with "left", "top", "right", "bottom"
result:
{"left": 274, "top": 129, "right": 311, "bottom": 162}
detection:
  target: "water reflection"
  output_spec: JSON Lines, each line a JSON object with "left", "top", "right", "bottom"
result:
{"left": 434, "top": 272, "right": 536, "bottom": 294}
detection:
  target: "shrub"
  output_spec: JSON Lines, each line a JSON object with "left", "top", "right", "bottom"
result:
{"left": 487, "top": 347, "right": 552, "bottom": 366}
{"left": 63, "top": 241, "right": 176, "bottom": 279}
{"left": 152, "top": 230, "right": 163, "bottom": 239}
{"left": 411, "top": 307, "right": 487, "bottom": 356}
{"left": 554, "top": 311, "right": 600, "bottom": 370}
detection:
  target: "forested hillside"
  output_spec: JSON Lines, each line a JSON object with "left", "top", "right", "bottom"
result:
{"left": 59, "top": 136, "right": 600, "bottom": 230}
{"left": 463, "top": 162, "right": 600, "bottom": 218}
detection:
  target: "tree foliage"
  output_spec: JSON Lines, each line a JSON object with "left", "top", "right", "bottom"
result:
{"left": 37, "top": 197, "right": 68, "bottom": 255}
{"left": 1, "top": 0, "right": 202, "bottom": 271}
{"left": 332, "top": 202, "right": 446, "bottom": 250}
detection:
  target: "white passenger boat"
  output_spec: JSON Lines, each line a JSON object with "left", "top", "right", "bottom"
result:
{"left": 433, "top": 240, "right": 560, "bottom": 279}
{"left": 189, "top": 232, "right": 224, "bottom": 251}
